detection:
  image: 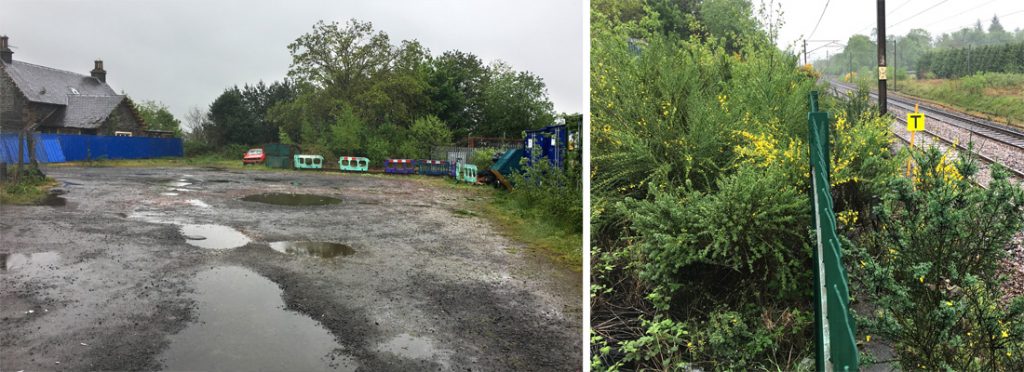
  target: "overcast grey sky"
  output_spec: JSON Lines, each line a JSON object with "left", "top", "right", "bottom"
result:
{"left": 1, "top": 0, "right": 584, "bottom": 121}
{"left": 775, "top": 0, "right": 1024, "bottom": 61}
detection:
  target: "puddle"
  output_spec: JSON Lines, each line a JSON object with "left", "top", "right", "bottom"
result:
{"left": 376, "top": 333, "right": 439, "bottom": 360}
{"left": 207, "top": 179, "right": 231, "bottom": 183}
{"left": 160, "top": 266, "right": 353, "bottom": 371}
{"left": 180, "top": 224, "right": 250, "bottom": 250}
{"left": 40, "top": 194, "right": 66, "bottom": 206}
{"left": 1, "top": 251, "right": 60, "bottom": 271}
{"left": 241, "top": 193, "right": 342, "bottom": 206}
{"left": 187, "top": 199, "right": 211, "bottom": 208}
{"left": 269, "top": 242, "right": 355, "bottom": 258}
{"left": 166, "top": 181, "right": 192, "bottom": 187}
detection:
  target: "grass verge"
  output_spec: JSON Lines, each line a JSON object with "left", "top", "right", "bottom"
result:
{"left": 417, "top": 177, "right": 582, "bottom": 270}
{"left": 0, "top": 176, "right": 58, "bottom": 205}
{"left": 482, "top": 194, "right": 583, "bottom": 270}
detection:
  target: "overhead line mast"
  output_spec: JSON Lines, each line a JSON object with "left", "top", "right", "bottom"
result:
{"left": 877, "top": 0, "right": 887, "bottom": 115}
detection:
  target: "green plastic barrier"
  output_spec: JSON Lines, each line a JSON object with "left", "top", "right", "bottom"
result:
{"left": 339, "top": 156, "right": 369, "bottom": 172}
{"left": 460, "top": 164, "right": 478, "bottom": 183}
{"left": 293, "top": 154, "right": 324, "bottom": 170}
{"left": 807, "top": 91, "right": 859, "bottom": 372}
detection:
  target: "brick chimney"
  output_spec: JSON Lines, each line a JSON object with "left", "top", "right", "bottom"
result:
{"left": 1, "top": 36, "right": 12, "bottom": 64}
{"left": 90, "top": 60, "right": 106, "bottom": 82}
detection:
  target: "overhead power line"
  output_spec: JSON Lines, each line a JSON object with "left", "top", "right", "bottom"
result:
{"left": 888, "top": 0, "right": 950, "bottom": 29}
{"left": 919, "top": 0, "right": 999, "bottom": 30}
{"left": 807, "top": 0, "right": 832, "bottom": 40}
{"left": 939, "top": 9, "right": 1024, "bottom": 34}
{"left": 887, "top": 0, "right": 913, "bottom": 16}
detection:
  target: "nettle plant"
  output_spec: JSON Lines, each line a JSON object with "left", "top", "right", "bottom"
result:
{"left": 851, "top": 147, "right": 1024, "bottom": 370}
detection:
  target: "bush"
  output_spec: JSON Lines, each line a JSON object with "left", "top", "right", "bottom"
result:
{"left": 407, "top": 115, "right": 453, "bottom": 159}
{"left": 850, "top": 148, "right": 1024, "bottom": 370}
{"left": 505, "top": 157, "right": 582, "bottom": 233}
{"left": 470, "top": 147, "right": 502, "bottom": 170}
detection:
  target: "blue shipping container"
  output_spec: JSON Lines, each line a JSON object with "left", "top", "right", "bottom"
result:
{"left": 523, "top": 124, "right": 568, "bottom": 168}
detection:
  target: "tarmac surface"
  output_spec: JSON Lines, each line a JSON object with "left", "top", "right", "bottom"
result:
{"left": 0, "top": 166, "right": 581, "bottom": 371}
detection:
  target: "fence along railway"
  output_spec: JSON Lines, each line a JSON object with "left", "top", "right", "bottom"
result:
{"left": 827, "top": 79, "right": 1024, "bottom": 182}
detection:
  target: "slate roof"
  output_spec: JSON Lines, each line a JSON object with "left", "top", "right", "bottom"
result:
{"left": 2, "top": 59, "right": 130, "bottom": 129}
{"left": 61, "top": 95, "right": 128, "bottom": 129}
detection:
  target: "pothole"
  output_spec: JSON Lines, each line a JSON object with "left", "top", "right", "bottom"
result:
{"left": 376, "top": 333, "right": 439, "bottom": 360}
{"left": 241, "top": 193, "right": 342, "bottom": 206}
{"left": 180, "top": 224, "right": 250, "bottom": 250}
{"left": 1, "top": 251, "right": 60, "bottom": 271}
{"left": 40, "top": 194, "right": 66, "bottom": 207}
{"left": 159, "top": 266, "right": 354, "bottom": 371}
{"left": 269, "top": 242, "right": 355, "bottom": 258}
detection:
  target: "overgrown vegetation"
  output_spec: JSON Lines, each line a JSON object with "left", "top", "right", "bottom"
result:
{"left": 184, "top": 19, "right": 560, "bottom": 161}
{"left": 0, "top": 171, "right": 57, "bottom": 205}
{"left": 591, "top": 0, "right": 1024, "bottom": 370}
{"left": 850, "top": 149, "right": 1024, "bottom": 370}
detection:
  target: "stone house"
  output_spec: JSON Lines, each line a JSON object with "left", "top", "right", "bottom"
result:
{"left": 0, "top": 35, "right": 147, "bottom": 136}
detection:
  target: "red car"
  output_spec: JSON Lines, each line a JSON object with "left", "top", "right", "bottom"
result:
{"left": 243, "top": 148, "right": 265, "bottom": 165}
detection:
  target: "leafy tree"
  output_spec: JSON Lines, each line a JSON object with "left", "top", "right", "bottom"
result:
{"left": 206, "top": 88, "right": 250, "bottom": 146}
{"left": 698, "top": 0, "right": 763, "bottom": 52}
{"left": 479, "top": 62, "right": 554, "bottom": 137}
{"left": 428, "top": 50, "right": 488, "bottom": 138}
{"left": 353, "top": 40, "right": 433, "bottom": 126}
{"left": 286, "top": 19, "right": 395, "bottom": 98}
{"left": 326, "top": 103, "right": 364, "bottom": 155}
{"left": 406, "top": 115, "right": 452, "bottom": 158}
{"left": 134, "top": 100, "right": 182, "bottom": 136}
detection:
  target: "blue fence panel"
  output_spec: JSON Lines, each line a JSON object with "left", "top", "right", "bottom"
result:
{"left": 0, "top": 134, "right": 65, "bottom": 163}
{"left": 55, "top": 134, "right": 182, "bottom": 161}
{"left": 0, "top": 133, "right": 182, "bottom": 163}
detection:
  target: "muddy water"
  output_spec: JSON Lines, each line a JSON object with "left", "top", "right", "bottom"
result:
{"left": 159, "top": 266, "right": 354, "bottom": 371}
{"left": 269, "top": 242, "right": 355, "bottom": 258}
{"left": 0, "top": 251, "right": 60, "bottom": 271}
{"left": 241, "top": 193, "right": 342, "bottom": 206}
{"left": 180, "top": 224, "right": 250, "bottom": 250}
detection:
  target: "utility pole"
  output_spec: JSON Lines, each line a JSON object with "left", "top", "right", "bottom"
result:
{"left": 803, "top": 39, "right": 808, "bottom": 65}
{"left": 893, "top": 37, "right": 897, "bottom": 91}
{"left": 877, "top": 0, "right": 887, "bottom": 115}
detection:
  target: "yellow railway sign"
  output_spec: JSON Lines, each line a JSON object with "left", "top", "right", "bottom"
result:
{"left": 907, "top": 112, "right": 925, "bottom": 132}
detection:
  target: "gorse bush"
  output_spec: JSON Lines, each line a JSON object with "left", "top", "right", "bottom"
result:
{"left": 850, "top": 148, "right": 1024, "bottom": 370}
{"left": 591, "top": 1, "right": 898, "bottom": 370}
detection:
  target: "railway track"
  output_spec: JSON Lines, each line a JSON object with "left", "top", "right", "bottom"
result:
{"left": 829, "top": 80, "right": 1024, "bottom": 151}
{"left": 827, "top": 80, "right": 1024, "bottom": 181}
